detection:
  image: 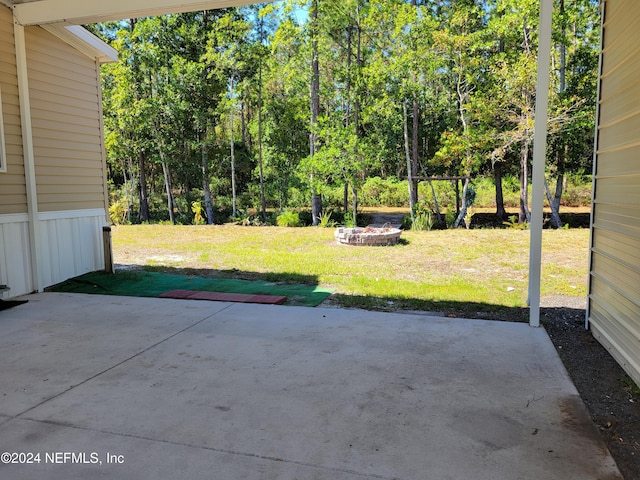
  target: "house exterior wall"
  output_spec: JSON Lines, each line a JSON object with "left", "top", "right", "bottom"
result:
{"left": 0, "top": 3, "right": 108, "bottom": 298}
{"left": 0, "top": 6, "right": 27, "bottom": 215}
{"left": 589, "top": 0, "right": 640, "bottom": 386}
{"left": 26, "top": 25, "right": 108, "bottom": 213}
{"left": 0, "top": 5, "right": 29, "bottom": 297}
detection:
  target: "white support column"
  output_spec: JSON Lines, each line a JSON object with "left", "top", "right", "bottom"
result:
{"left": 528, "top": 0, "right": 554, "bottom": 328}
{"left": 14, "top": 20, "right": 42, "bottom": 293}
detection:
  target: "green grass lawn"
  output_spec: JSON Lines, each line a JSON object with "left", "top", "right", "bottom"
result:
{"left": 112, "top": 224, "right": 590, "bottom": 313}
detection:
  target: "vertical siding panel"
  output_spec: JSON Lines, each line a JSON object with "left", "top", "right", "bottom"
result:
{"left": 0, "top": 218, "right": 32, "bottom": 297}
{"left": 0, "top": 223, "right": 9, "bottom": 297}
{"left": 590, "top": 0, "right": 640, "bottom": 386}
{"left": 38, "top": 210, "right": 106, "bottom": 288}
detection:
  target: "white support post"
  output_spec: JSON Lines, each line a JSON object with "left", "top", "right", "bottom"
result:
{"left": 528, "top": 0, "right": 554, "bottom": 328}
{"left": 14, "top": 21, "right": 42, "bottom": 293}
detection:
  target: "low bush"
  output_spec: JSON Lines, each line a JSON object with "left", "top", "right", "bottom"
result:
{"left": 276, "top": 210, "right": 301, "bottom": 227}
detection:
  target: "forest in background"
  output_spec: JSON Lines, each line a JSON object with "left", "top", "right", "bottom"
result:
{"left": 91, "top": 0, "right": 601, "bottom": 228}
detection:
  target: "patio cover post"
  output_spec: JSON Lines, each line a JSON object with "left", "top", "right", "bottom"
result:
{"left": 528, "top": 0, "right": 554, "bottom": 328}
{"left": 14, "top": 21, "right": 43, "bottom": 293}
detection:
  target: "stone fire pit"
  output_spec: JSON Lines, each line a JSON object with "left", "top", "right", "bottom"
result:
{"left": 334, "top": 225, "right": 402, "bottom": 246}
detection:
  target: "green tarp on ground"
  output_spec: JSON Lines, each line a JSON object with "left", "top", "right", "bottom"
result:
{"left": 49, "top": 270, "right": 332, "bottom": 307}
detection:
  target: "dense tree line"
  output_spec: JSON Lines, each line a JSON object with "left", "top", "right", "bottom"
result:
{"left": 94, "top": 0, "right": 600, "bottom": 226}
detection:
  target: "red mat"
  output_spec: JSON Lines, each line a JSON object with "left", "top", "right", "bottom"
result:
{"left": 158, "top": 289, "right": 287, "bottom": 305}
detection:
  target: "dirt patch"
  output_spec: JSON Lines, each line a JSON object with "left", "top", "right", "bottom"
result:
{"left": 367, "top": 211, "right": 406, "bottom": 227}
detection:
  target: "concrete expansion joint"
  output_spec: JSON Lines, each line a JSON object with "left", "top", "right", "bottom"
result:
{"left": 10, "top": 303, "right": 234, "bottom": 421}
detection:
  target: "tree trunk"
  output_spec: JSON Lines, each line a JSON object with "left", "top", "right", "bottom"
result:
{"left": 411, "top": 99, "right": 419, "bottom": 208}
{"left": 553, "top": 0, "right": 567, "bottom": 218}
{"left": 428, "top": 180, "right": 443, "bottom": 226}
{"left": 310, "top": 0, "right": 322, "bottom": 225}
{"left": 343, "top": 182, "right": 349, "bottom": 213}
{"left": 454, "top": 178, "right": 470, "bottom": 228}
{"left": 161, "top": 160, "right": 176, "bottom": 224}
{"left": 403, "top": 101, "right": 415, "bottom": 220}
{"left": 241, "top": 101, "right": 247, "bottom": 145}
{"left": 201, "top": 139, "right": 214, "bottom": 225}
{"left": 494, "top": 161, "right": 506, "bottom": 219}
{"left": 410, "top": 0, "right": 419, "bottom": 207}
{"left": 559, "top": 0, "right": 567, "bottom": 95}
{"left": 553, "top": 147, "right": 566, "bottom": 213}
{"left": 351, "top": 181, "right": 359, "bottom": 226}
{"left": 544, "top": 179, "right": 563, "bottom": 228}
{"left": 137, "top": 151, "right": 150, "bottom": 222}
{"left": 257, "top": 16, "right": 267, "bottom": 222}
{"left": 124, "top": 157, "right": 134, "bottom": 223}
{"left": 519, "top": 23, "right": 533, "bottom": 224}
{"left": 130, "top": 18, "right": 149, "bottom": 223}
{"left": 229, "top": 78, "right": 237, "bottom": 218}
{"left": 351, "top": 1, "right": 363, "bottom": 221}
{"left": 519, "top": 139, "right": 531, "bottom": 224}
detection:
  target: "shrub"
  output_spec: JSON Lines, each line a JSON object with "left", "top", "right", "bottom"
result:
{"left": 503, "top": 215, "right": 529, "bottom": 230}
{"left": 445, "top": 207, "right": 457, "bottom": 228}
{"left": 561, "top": 174, "right": 593, "bottom": 207}
{"left": 109, "top": 198, "right": 129, "bottom": 225}
{"left": 276, "top": 211, "right": 301, "bottom": 227}
{"left": 407, "top": 203, "right": 436, "bottom": 231}
{"left": 411, "top": 211, "right": 435, "bottom": 231}
{"left": 191, "top": 201, "right": 205, "bottom": 225}
{"left": 343, "top": 211, "right": 356, "bottom": 227}
{"left": 361, "top": 176, "right": 409, "bottom": 207}
{"left": 319, "top": 211, "right": 337, "bottom": 228}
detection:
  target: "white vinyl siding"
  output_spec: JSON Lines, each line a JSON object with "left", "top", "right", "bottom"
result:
{"left": 589, "top": 0, "right": 640, "bottom": 386}
{"left": 38, "top": 209, "right": 106, "bottom": 288}
{"left": 25, "top": 26, "right": 107, "bottom": 213}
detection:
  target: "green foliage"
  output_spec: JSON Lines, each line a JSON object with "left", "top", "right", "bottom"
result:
{"left": 319, "top": 211, "right": 337, "bottom": 228}
{"left": 411, "top": 211, "right": 434, "bottom": 232}
{"left": 343, "top": 211, "right": 356, "bottom": 228}
{"left": 230, "top": 208, "right": 271, "bottom": 226}
{"left": 98, "top": 1, "right": 599, "bottom": 223}
{"left": 445, "top": 208, "right": 457, "bottom": 229}
{"left": 408, "top": 203, "right": 435, "bottom": 231}
{"left": 360, "top": 177, "right": 409, "bottom": 207}
{"left": 191, "top": 201, "right": 205, "bottom": 225}
{"left": 109, "top": 198, "right": 129, "bottom": 225}
{"left": 503, "top": 215, "right": 529, "bottom": 230}
{"left": 276, "top": 210, "right": 301, "bottom": 227}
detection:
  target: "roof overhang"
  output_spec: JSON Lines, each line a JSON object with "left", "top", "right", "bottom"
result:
{"left": 2, "top": 0, "right": 260, "bottom": 26}
{"left": 41, "top": 24, "right": 118, "bottom": 63}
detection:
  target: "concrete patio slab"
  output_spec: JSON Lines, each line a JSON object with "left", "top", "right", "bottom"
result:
{"left": 0, "top": 293, "right": 622, "bottom": 480}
